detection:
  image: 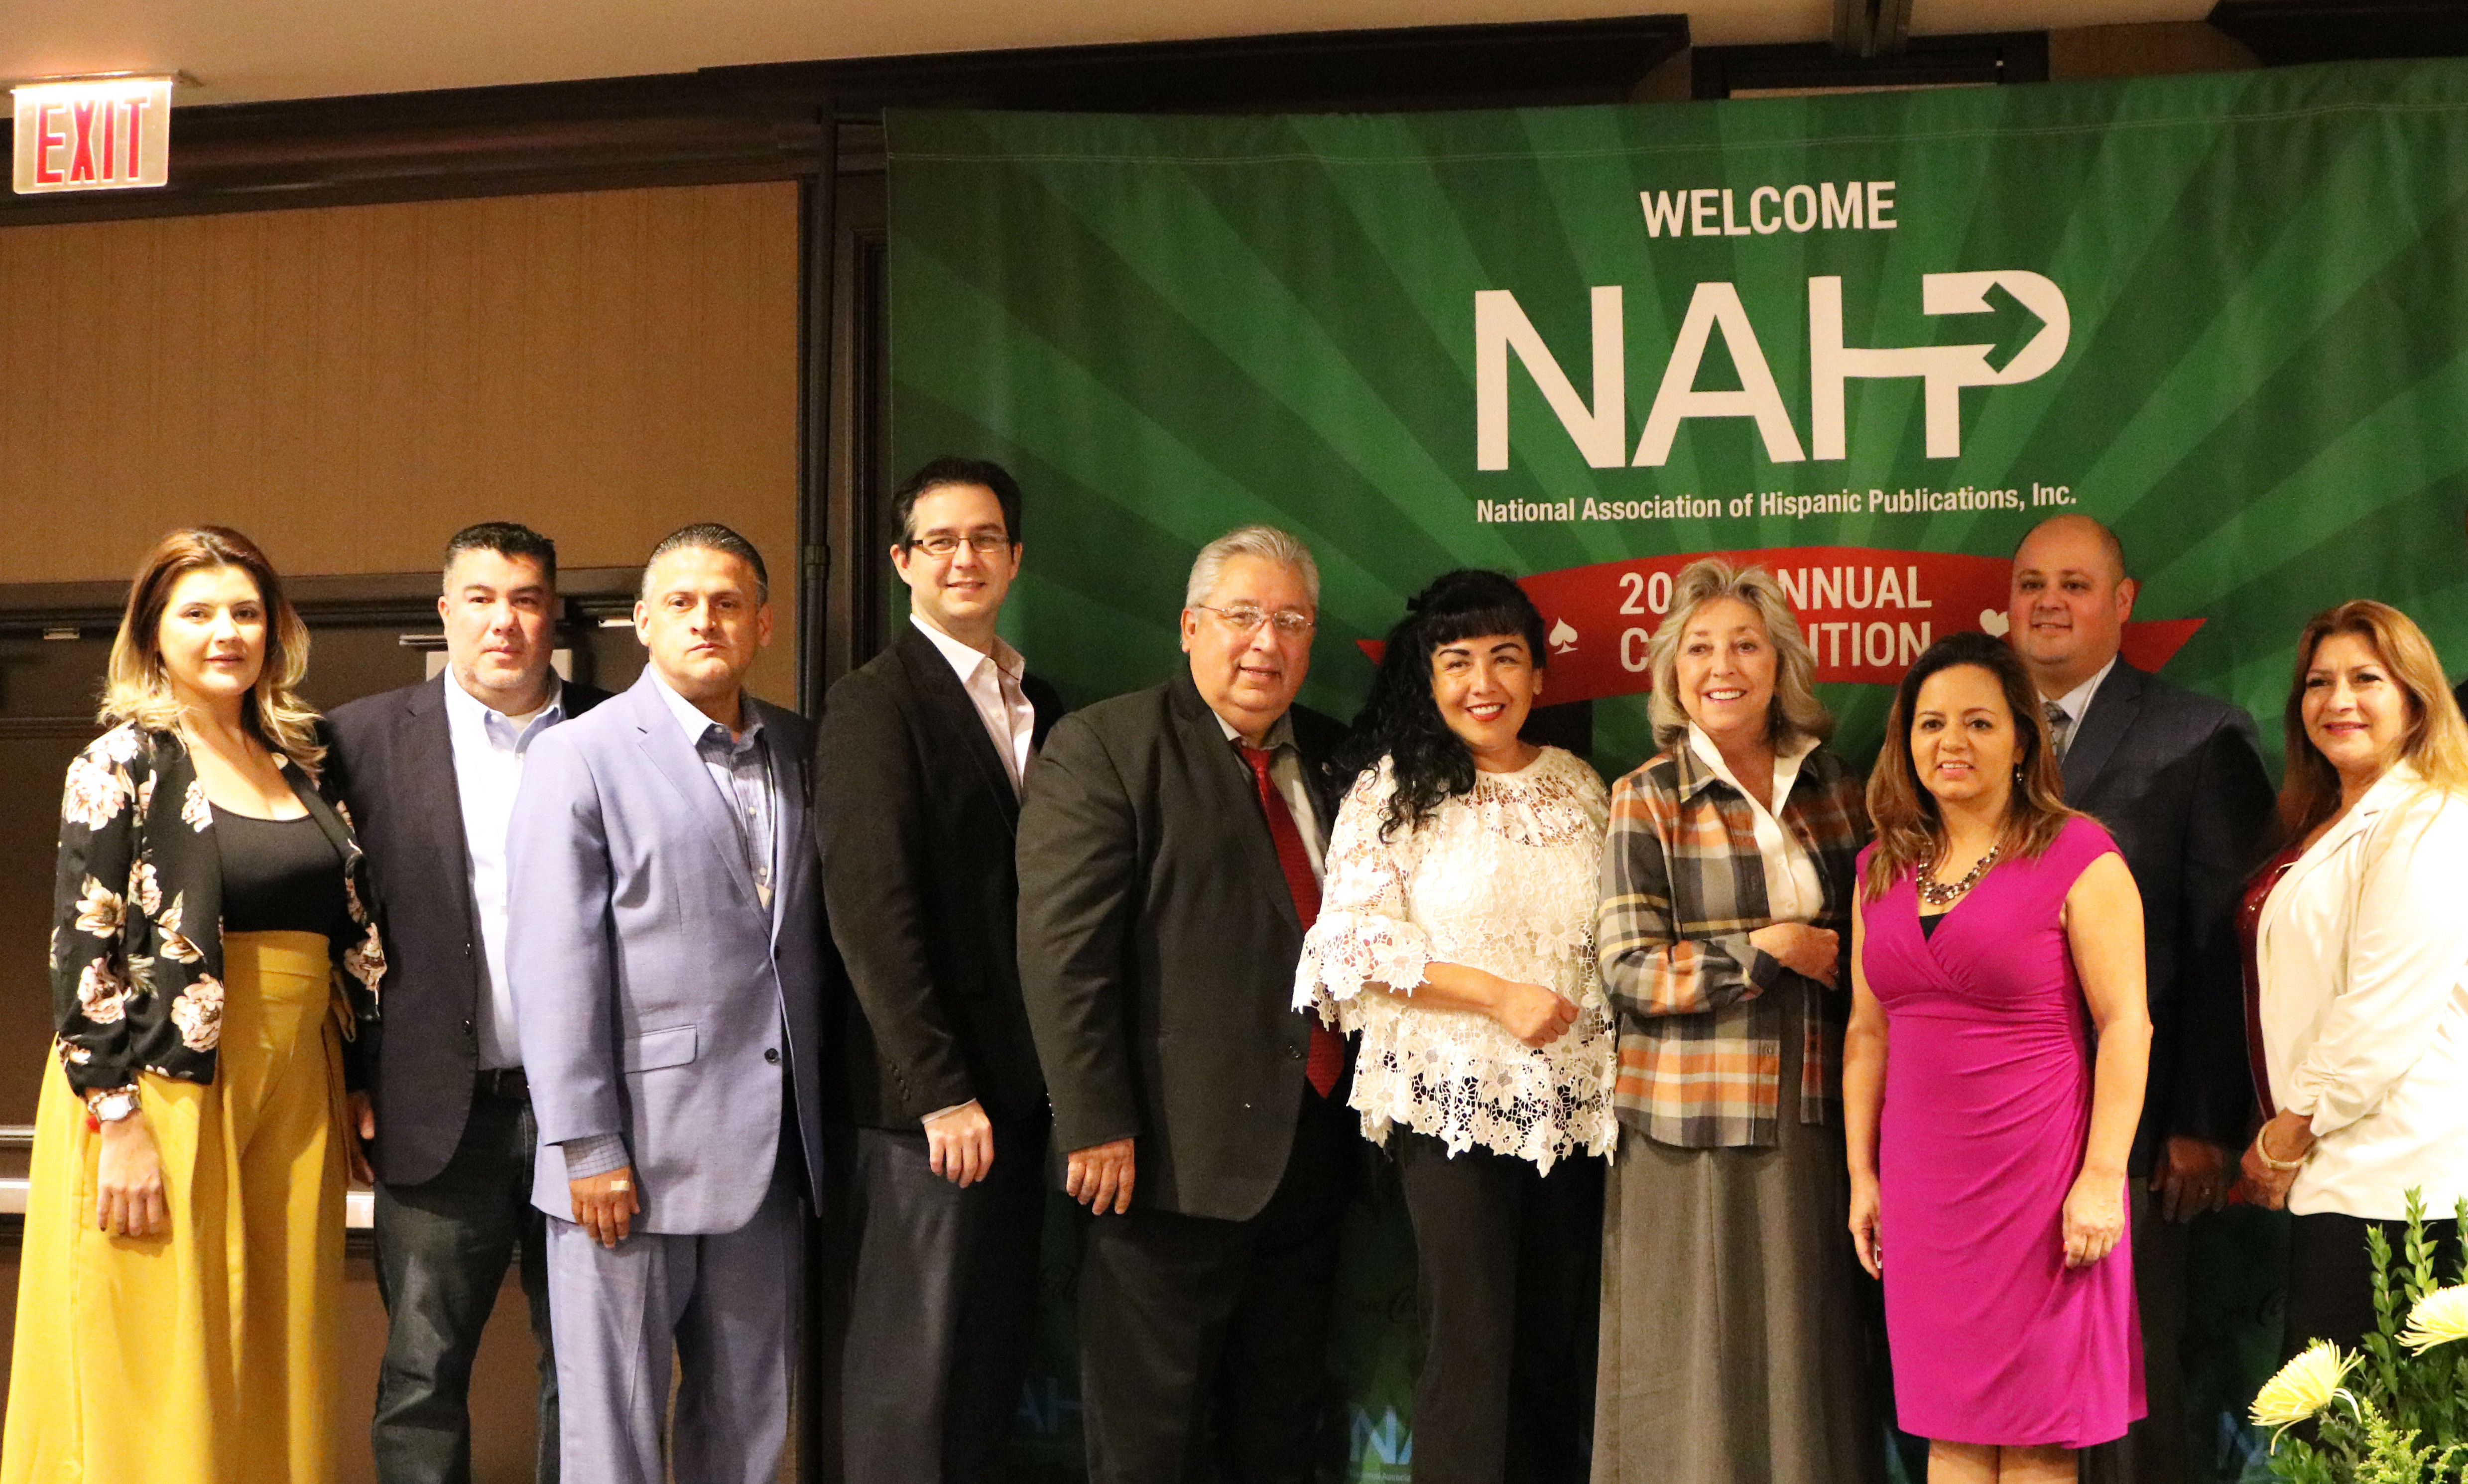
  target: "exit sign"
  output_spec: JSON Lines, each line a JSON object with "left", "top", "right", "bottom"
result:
{"left": 12, "top": 76, "right": 174, "bottom": 194}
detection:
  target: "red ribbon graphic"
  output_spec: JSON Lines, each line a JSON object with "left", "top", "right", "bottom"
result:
{"left": 1360, "top": 547, "right": 2203, "bottom": 706}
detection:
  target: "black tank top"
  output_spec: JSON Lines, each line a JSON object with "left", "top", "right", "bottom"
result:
{"left": 214, "top": 810, "right": 350, "bottom": 939}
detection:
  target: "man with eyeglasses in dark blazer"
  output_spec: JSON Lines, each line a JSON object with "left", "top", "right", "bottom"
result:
{"left": 820, "top": 458, "right": 1062, "bottom": 1482}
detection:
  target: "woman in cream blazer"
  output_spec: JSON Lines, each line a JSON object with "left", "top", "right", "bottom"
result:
{"left": 2241, "top": 600, "right": 2468, "bottom": 1358}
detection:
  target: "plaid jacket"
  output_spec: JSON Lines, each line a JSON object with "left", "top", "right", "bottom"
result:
{"left": 1596, "top": 739, "right": 1868, "bottom": 1147}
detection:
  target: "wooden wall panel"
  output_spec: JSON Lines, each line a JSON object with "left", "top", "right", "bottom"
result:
{"left": 0, "top": 181, "right": 803, "bottom": 699}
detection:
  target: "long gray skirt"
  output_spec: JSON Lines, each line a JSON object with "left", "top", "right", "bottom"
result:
{"left": 1591, "top": 989, "right": 1886, "bottom": 1484}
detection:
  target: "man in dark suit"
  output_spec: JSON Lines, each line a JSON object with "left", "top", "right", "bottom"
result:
{"left": 2007, "top": 514, "right": 2274, "bottom": 1484}
{"left": 327, "top": 522, "right": 612, "bottom": 1484}
{"left": 820, "top": 458, "right": 1062, "bottom": 1482}
{"left": 1018, "top": 524, "right": 1356, "bottom": 1484}
{"left": 508, "top": 524, "right": 830, "bottom": 1484}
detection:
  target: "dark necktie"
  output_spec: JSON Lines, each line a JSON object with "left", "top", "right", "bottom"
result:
{"left": 1239, "top": 743, "right": 1343, "bottom": 1098}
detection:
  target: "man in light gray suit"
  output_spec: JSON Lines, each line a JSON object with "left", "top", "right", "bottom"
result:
{"left": 507, "top": 523, "right": 828, "bottom": 1484}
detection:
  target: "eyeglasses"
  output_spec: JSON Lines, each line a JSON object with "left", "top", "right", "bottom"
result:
{"left": 1194, "top": 605, "right": 1316, "bottom": 637}
{"left": 907, "top": 531, "right": 1013, "bottom": 558}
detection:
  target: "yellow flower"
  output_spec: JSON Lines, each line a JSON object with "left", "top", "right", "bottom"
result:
{"left": 2252, "top": 1342, "right": 2355, "bottom": 1437}
{"left": 2399, "top": 1285, "right": 2468, "bottom": 1354}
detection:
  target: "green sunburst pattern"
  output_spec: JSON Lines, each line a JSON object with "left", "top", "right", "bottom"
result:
{"left": 891, "top": 60, "right": 2468, "bottom": 780}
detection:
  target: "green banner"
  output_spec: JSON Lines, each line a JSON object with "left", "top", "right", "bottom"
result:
{"left": 888, "top": 58, "right": 2468, "bottom": 1481}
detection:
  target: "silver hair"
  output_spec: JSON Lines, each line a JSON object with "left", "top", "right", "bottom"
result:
{"left": 1646, "top": 557, "right": 1834, "bottom": 749}
{"left": 1183, "top": 524, "right": 1320, "bottom": 611}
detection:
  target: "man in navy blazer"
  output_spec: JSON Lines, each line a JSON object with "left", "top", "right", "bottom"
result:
{"left": 2008, "top": 515, "right": 2274, "bottom": 1484}
{"left": 327, "top": 522, "right": 611, "bottom": 1484}
{"left": 507, "top": 524, "right": 828, "bottom": 1484}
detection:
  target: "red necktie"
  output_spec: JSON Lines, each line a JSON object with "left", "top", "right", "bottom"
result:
{"left": 1240, "top": 743, "right": 1344, "bottom": 1099}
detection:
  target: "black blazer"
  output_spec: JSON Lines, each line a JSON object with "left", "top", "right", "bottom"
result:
{"left": 1015, "top": 669, "right": 1345, "bottom": 1223}
{"left": 2060, "top": 660, "right": 2274, "bottom": 1170}
{"left": 50, "top": 724, "right": 384, "bottom": 1095}
{"left": 325, "top": 673, "right": 612, "bottom": 1187}
{"left": 817, "top": 623, "right": 1063, "bottom": 1129}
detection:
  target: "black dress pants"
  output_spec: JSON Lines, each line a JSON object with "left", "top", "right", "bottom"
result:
{"left": 840, "top": 1115, "right": 1050, "bottom": 1484}
{"left": 2283, "top": 1210, "right": 2464, "bottom": 1359}
{"left": 2079, "top": 1180, "right": 2190, "bottom": 1484}
{"left": 1077, "top": 1090, "right": 1357, "bottom": 1484}
{"left": 1392, "top": 1131, "right": 1603, "bottom": 1484}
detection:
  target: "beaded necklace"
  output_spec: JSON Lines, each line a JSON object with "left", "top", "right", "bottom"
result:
{"left": 1916, "top": 841, "right": 2003, "bottom": 907}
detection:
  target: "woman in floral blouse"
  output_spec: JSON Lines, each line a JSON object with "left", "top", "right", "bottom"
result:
{"left": 2, "top": 527, "right": 383, "bottom": 1484}
{"left": 1295, "top": 568, "right": 1615, "bottom": 1484}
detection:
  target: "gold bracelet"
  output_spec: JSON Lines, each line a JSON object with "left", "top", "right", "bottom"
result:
{"left": 2255, "top": 1124, "right": 2309, "bottom": 1172}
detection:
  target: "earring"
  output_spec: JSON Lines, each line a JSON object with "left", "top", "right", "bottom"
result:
{"left": 2013, "top": 763, "right": 2024, "bottom": 781}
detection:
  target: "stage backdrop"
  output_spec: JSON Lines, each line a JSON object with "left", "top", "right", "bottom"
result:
{"left": 887, "top": 57, "right": 2468, "bottom": 1483}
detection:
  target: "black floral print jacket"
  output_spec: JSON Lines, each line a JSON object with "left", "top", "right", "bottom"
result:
{"left": 49, "top": 723, "right": 385, "bottom": 1094}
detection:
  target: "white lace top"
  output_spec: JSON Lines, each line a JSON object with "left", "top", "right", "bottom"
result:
{"left": 1293, "top": 746, "right": 1617, "bottom": 1171}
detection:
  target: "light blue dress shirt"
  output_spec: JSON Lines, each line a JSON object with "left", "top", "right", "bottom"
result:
{"left": 649, "top": 670, "right": 780, "bottom": 918}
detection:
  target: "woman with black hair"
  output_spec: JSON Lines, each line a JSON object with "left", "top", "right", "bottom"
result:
{"left": 1295, "top": 568, "right": 1615, "bottom": 1484}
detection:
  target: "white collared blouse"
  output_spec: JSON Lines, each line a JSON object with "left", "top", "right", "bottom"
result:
{"left": 2256, "top": 763, "right": 2468, "bottom": 1220}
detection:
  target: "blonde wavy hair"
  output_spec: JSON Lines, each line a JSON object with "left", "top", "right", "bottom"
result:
{"left": 102, "top": 527, "right": 324, "bottom": 776}
{"left": 1646, "top": 558, "right": 1833, "bottom": 750}
{"left": 2270, "top": 599, "right": 2468, "bottom": 851}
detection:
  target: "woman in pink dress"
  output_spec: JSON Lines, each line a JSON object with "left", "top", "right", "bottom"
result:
{"left": 1844, "top": 631, "right": 2152, "bottom": 1483}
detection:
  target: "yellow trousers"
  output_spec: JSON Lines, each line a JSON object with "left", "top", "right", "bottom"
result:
{"left": 2, "top": 931, "right": 348, "bottom": 1484}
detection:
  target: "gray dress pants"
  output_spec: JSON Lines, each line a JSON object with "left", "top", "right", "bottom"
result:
{"left": 545, "top": 1171, "right": 804, "bottom": 1484}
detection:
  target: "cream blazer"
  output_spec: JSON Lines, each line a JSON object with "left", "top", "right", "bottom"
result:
{"left": 2257, "top": 764, "right": 2468, "bottom": 1220}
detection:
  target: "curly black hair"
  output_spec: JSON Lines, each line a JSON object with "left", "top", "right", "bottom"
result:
{"left": 1334, "top": 569, "right": 1550, "bottom": 840}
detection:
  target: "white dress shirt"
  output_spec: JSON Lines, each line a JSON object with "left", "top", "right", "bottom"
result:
{"left": 911, "top": 613, "right": 1035, "bottom": 792}
{"left": 2257, "top": 764, "right": 2468, "bottom": 1220}
{"left": 2042, "top": 654, "right": 2119, "bottom": 759}
{"left": 441, "top": 669, "right": 566, "bottom": 1071}
{"left": 1686, "top": 724, "right": 1825, "bottom": 921}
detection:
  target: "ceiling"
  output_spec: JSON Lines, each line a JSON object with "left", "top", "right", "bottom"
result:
{"left": 7, "top": 0, "right": 2214, "bottom": 108}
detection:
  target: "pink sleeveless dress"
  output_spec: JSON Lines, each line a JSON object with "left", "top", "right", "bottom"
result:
{"left": 1857, "top": 815, "right": 2145, "bottom": 1448}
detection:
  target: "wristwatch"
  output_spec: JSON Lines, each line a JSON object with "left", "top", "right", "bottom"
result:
{"left": 87, "top": 1089, "right": 140, "bottom": 1125}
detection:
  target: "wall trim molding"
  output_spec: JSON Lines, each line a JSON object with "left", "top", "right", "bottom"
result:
{"left": 0, "top": 17, "right": 1689, "bottom": 230}
{"left": 1692, "top": 31, "right": 2050, "bottom": 98}
{"left": 0, "top": 567, "right": 642, "bottom": 637}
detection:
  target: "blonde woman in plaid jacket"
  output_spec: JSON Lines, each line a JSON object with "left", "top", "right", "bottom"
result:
{"left": 1590, "top": 559, "right": 1883, "bottom": 1484}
